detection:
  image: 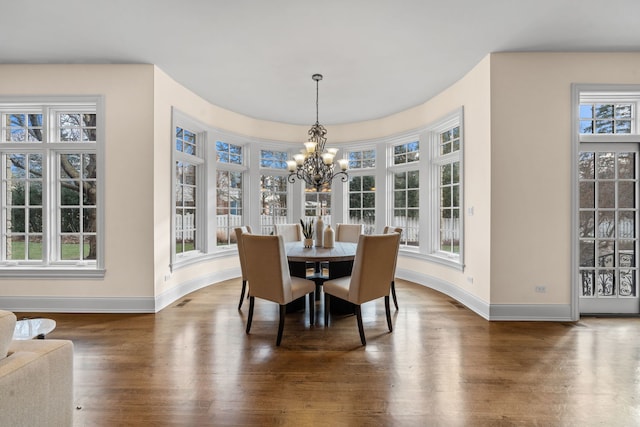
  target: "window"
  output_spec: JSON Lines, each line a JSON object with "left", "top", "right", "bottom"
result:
{"left": 347, "top": 175, "right": 376, "bottom": 235}
{"left": 435, "top": 126, "right": 461, "bottom": 255}
{"left": 580, "top": 103, "right": 633, "bottom": 134}
{"left": 260, "top": 149, "right": 290, "bottom": 235}
{"left": 393, "top": 141, "right": 419, "bottom": 164}
{"left": 390, "top": 141, "right": 420, "bottom": 246}
{"left": 348, "top": 148, "right": 375, "bottom": 169}
{"left": 216, "top": 140, "right": 244, "bottom": 246}
{"left": 175, "top": 127, "right": 200, "bottom": 256}
{"left": 0, "top": 99, "right": 103, "bottom": 275}
{"left": 345, "top": 148, "right": 376, "bottom": 234}
{"left": 392, "top": 169, "right": 420, "bottom": 246}
{"left": 305, "top": 184, "right": 331, "bottom": 224}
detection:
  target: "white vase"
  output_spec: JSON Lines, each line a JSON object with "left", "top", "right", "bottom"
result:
{"left": 323, "top": 225, "right": 334, "bottom": 248}
{"left": 315, "top": 216, "right": 324, "bottom": 247}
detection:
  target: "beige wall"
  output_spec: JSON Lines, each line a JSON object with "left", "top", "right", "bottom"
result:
{"left": 0, "top": 64, "right": 155, "bottom": 299}
{"left": 489, "top": 52, "right": 640, "bottom": 305}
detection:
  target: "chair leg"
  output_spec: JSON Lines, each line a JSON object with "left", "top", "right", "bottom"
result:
{"left": 308, "top": 291, "right": 315, "bottom": 325}
{"left": 276, "top": 304, "right": 286, "bottom": 346}
{"left": 385, "top": 295, "right": 393, "bottom": 332}
{"left": 355, "top": 305, "right": 366, "bottom": 345}
{"left": 246, "top": 296, "right": 255, "bottom": 334}
{"left": 391, "top": 280, "right": 399, "bottom": 310}
{"left": 238, "top": 280, "right": 247, "bottom": 310}
{"left": 324, "top": 293, "right": 330, "bottom": 326}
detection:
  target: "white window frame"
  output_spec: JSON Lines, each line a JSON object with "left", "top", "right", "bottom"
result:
{"left": 570, "top": 85, "right": 640, "bottom": 320}
{"left": 171, "top": 110, "right": 206, "bottom": 270}
{"left": 426, "top": 109, "right": 464, "bottom": 269}
{"left": 343, "top": 145, "right": 378, "bottom": 234}
{"left": 0, "top": 96, "right": 105, "bottom": 278}
{"left": 258, "top": 146, "right": 292, "bottom": 236}
{"left": 387, "top": 136, "right": 422, "bottom": 249}
{"left": 213, "top": 134, "right": 248, "bottom": 251}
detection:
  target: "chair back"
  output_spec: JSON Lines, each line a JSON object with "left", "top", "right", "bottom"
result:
{"left": 234, "top": 226, "right": 252, "bottom": 280}
{"left": 274, "top": 223, "right": 303, "bottom": 242}
{"left": 383, "top": 226, "right": 402, "bottom": 235}
{"left": 348, "top": 233, "right": 401, "bottom": 304}
{"left": 241, "top": 234, "right": 293, "bottom": 305}
{"left": 336, "top": 223, "right": 363, "bottom": 243}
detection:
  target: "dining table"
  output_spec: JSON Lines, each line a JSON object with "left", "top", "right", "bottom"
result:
{"left": 285, "top": 241, "right": 358, "bottom": 312}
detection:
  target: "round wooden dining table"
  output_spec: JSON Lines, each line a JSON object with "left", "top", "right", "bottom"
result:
{"left": 285, "top": 241, "right": 358, "bottom": 310}
{"left": 284, "top": 241, "right": 357, "bottom": 263}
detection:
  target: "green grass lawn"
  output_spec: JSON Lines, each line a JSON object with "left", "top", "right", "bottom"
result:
{"left": 8, "top": 241, "right": 93, "bottom": 260}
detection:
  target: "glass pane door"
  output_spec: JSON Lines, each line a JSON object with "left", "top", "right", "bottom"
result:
{"left": 579, "top": 144, "right": 639, "bottom": 314}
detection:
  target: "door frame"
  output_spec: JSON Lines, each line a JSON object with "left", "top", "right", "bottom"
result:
{"left": 571, "top": 84, "right": 640, "bottom": 320}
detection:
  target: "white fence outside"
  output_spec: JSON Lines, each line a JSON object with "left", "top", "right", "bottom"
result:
{"left": 181, "top": 214, "right": 460, "bottom": 246}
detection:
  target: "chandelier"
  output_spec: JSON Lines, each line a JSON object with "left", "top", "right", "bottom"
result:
{"left": 287, "top": 74, "right": 348, "bottom": 192}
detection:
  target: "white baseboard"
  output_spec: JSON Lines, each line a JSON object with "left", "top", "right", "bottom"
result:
{"left": 3, "top": 296, "right": 156, "bottom": 313}
{"left": 3, "top": 267, "right": 241, "bottom": 314}
{"left": 3, "top": 266, "right": 572, "bottom": 320}
{"left": 154, "top": 267, "right": 240, "bottom": 311}
{"left": 396, "top": 268, "right": 573, "bottom": 321}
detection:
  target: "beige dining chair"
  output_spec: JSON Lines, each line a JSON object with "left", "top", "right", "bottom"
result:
{"left": 383, "top": 226, "right": 403, "bottom": 310}
{"left": 323, "top": 233, "right": 401, "bottom": 345}
{"left": 234, "top": 226, "right": 252, "bottom": 310}
{"left": 335, "top": 223, "right": 364, "bottom": 243}
{"left": 324, "top": 223, "right": 364, "bottom": 276}
{"left": 274, "top": 223, "right": 303, "bottom": 242}
{"left": 241, "top": 234, "right": 316, "bottom": 346}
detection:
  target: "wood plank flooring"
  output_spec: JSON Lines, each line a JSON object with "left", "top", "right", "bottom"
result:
{"left": 21, "top": 279, "right": 640, "bottom": 426}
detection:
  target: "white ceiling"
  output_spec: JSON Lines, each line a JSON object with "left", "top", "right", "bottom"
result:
{"left": 1, "top": 0, "right": 639, "bottom": 125}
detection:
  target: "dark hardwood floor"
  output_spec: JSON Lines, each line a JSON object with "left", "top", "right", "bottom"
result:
{"left": 23, "top": 279, "right": 640, "bottom": 426}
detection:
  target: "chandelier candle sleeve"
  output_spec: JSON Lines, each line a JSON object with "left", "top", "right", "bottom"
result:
{"left": 287, "top": 74, "right": 349, "bottom": 192}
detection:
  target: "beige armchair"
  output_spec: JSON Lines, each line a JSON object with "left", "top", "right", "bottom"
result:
{"left": 274, "top": 223, "right": 303, "bottom": 242}
{"left": 234, "top": 226, "right": 252, "bottom": 310}
{"left": 241, "top": 234, "right": 316, "bottom": 346}
{"left": 335, "top": 223, "right": 364, "bottom": 243}
{"left": 323, "top": 233, "right": 401, "bottom": 345}
{"left": 383, "top": 226, "right": 403, "bottom": 310}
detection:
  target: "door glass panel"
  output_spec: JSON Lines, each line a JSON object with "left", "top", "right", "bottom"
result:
{"left": 597, "top": 152, "right": 615, "bottom": 179}
{"left": 579, "top": 212, "right": 595, "bottom": 237}
{"left": 579, "top": 151, "right": 595, "bottom": 178}
{"left": 597, "top": 270, "right": 615, "bottom": 296}
{"left": 597, "top": 211, "right": 615, "bottom": 238}
{"left": 619, "top": 152, "right": 635, "bottom": 179}
{"left": 598, "top": 182, "right": 615, "bottom": 208}
{"left": 579, "top": 149, "right": 638, "bottom": 307}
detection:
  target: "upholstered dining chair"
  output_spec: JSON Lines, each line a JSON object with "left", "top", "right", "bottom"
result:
{"left": 241, "top": 234, "right": 315, "bottom": 346}
{"left": 234, "top": 226, "right": 252, "bottom": 310}
{"left": 323, "top": 233, "right": 401, "bottom": 345}
{"left": 335, "top": 223, "right": 364, "bottom": 243}
{"left": 383, "top": 226, "right": 403, "bottom": 310}
{"left": 274, "top": 223, "right": 303, "bottom": 242}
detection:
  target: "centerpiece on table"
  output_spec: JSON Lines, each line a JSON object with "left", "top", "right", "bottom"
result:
{"left": 300, "top": 218, "right": 314, "bottom": 248}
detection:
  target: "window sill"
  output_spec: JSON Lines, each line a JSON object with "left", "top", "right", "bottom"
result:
{"left": 399, "top": 248, "right": 464, "bottom": 271}
{"left": 0, "top": 267, "right": 106, "bottom": 279}
{"left": 171, "top": 247, "right": 237, "bottom": 272}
